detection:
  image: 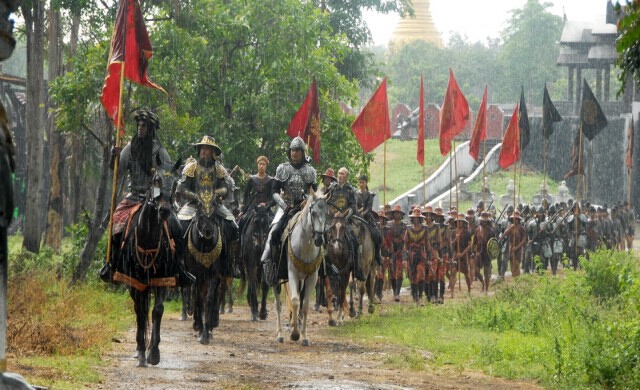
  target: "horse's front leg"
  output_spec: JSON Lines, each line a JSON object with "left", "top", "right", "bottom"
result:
{"left": 288, "top": 272, "right": 301, "bottom": 342}
{"left": 274, "top": 284, "right": 284, "bottom": 343}
{"left": 366, "top": 274, "right": 375, "bottom": 314}
{"left": 348, "top": 277, "right": 356, "bottom": 318}
{"left": 180, "top": 283, "right": 192, "bottom": 321}
{"left": 200, "top": 274, "right": 221, "bottom": 345}
{"left": 147, "top": 287, "right": 166, "bottom": 365}
{"left": 300, "top": 272, "right": 317, "bottom": 346}
{"left": 192, "top": 280, "right": 206, "bottom": 336}
{"left": 259, "top": 277, "right": 269, "bottom": 320}
{"left": 130, "top": 288, "right": 150, "bottom": 367}
{"left": 325, "top": 276, "right": 336, "bottom": 326}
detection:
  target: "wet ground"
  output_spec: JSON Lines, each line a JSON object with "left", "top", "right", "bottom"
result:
{"left": 94, "top": 284, "right": 541, "bottom": 390}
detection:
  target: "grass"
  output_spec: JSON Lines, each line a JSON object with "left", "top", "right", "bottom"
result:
{"left": 368, "top": 138, "right": 447, "bottom": 203}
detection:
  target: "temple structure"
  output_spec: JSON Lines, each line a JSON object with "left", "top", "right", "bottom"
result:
{"left": 389, "top": 0, "right": 442, "bottom": 48}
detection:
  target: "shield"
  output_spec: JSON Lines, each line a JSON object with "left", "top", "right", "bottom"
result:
{"left": 487, "top": 237, "right": 500, "bottom": 260}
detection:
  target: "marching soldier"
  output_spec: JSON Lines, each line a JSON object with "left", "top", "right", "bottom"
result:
{"left": 496, "top": 204, "right": 514, "bottom": 278}
{"left": 585, "top": 205, "right": 601, "bottom": 255}
{"left": 474, "top": 211, "right": 496, "bottom": 292}
{"left": 503, "top": 210, "right": 525, "bottom": 277}
{"left": 433, "top": 207, "right": 448, "bottom": 304}
{"left": 525, "top": 206, "right": 551, "bottom": 274}
{"left": 374, "top": 210, "right": 391, "bottom": 303}
{"left": 422, "top": 205, "right": 441, "bottom": 303}
{"left": 450, "top": 213, "right": 474, "bottom": 293}
{"left": 547, "top": 204, "right": 566, "bottom": 275}
{"left": 387, "top": 204, "right": 406, "bottom": 302}
{"left": 403, "top": 208, "right": 430, "bottom": 305}
{"left": 623, "top": 201, "right": 635, "bottom": 251}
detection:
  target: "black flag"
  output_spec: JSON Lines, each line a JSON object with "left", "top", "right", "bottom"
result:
{"left": 542, "top": 84, "right": 562, "bottom": 139}
{"left": 580, "top": 79, "right": 608, "bottom": 141}
{"left": 519, "top": 87, "right": 530, "bottom": 150}
{"left": 564, "top": 129, "right": 584, "bottom": 179}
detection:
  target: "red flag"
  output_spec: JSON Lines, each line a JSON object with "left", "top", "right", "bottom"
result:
{"left": 352, "top": 78, "right": 391, "bottom": 153}
{"left": 439, "top": 68, "right": 469, "bottom": 156}
{"left": 287, "top": 80, "right": 320, "bottom": 162}
{"left": 626, "top": 114, "right": 634, "bottom": 177}
{"left": 101, "top": 0, "right": 166, "bottom": 135}
{"left": 469, "top": 86, "right": 488, "bottom": 161}
{"left": 498, "top": 103, "right": 520, "bottom": 169}
{"left": 417, "top": 76, "right": 425, "bottom": 166}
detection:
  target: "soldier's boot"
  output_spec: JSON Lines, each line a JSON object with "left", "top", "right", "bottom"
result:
{"left": 418, "top": 281, "right": 426, "bottom": 305}
{"left": 390, "top": 278, "right": 396, "bottom": 297}
{"left": 410, "top": 284, "right": 418, "bottom": 303}
{"left": 395, "top": 277, "right": 403, "bottom": 301}
{"left": 430, "top": 281, "right": 438, "bottom": 303}
{"left": 439, "top": 281, "right": 445, "bottom": 304}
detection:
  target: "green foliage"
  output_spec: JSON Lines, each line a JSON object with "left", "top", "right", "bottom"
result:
{"left": 334, "top": 249, "right": 640, "bottom": 388}
{"left": 615, "top": 1, "right": 640, "bottom": 96}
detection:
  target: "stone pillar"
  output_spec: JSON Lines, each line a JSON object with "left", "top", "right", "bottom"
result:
{"left": 596, "top": 66, "right": 603, "bottom": 101}
{"left": 568, "top": 66, "right": 574, "bottom": 103}
{"left": 575, "top": 67, "right": 582, "bottom": 115}
{"left": 604, "top": 64, "right": 610, "bottom": 102}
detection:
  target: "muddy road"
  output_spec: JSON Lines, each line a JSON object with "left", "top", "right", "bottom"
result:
{"left": 94, "top": 285, "right": 541, "bottom": 390}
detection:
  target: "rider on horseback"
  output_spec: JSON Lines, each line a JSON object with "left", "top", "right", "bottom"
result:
{"left": 176, "top": 135, "right": 239, "bottom": 275}
{"left": 110, "top": 110, "right": 172, "bottom": 271}
{"left": 355, "top": 174, "right": 383, "bottom": 268}
{"left": 260, "top": 136, "right": 317, "bottom": 280}
{"left": 325, "top": 167, "right": 367, "bottom": 281}
{"left": 238, "top": 155, "right": 274, "bottom": 235}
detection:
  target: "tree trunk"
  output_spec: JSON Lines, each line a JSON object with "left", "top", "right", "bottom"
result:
{"left": 21, "top": 1, "right": 47, "bottom": 253}
{"left": 70, "top": 114, "right": 112, "bottom": 285}
{"left": 67, "top": 13, "right": 81, "bottom": 225}
{"left": 43, "top": 5, "right": 64, "bottom": 252}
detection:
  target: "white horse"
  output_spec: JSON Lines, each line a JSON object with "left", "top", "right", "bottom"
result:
{"left": 274, "top": 189, "right": 328, "bottom": 346}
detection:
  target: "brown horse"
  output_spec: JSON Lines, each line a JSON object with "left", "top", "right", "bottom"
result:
{"left": 325, "top": 210, "right": 353, "bottom": 325}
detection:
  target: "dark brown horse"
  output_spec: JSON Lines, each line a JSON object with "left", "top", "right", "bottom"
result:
{"left": 119, "top": 173, "right": 182, "bottom": 367}
{"left": 183, "top": 206, "right": 231, "bottom": 345}
{"left": 325, "top": 211, "right": 352, "bottom": 325}
{"left": 240, "top": 205, "right": 272, "bottom": 321}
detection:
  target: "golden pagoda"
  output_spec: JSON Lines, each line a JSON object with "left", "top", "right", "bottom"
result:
{"left": 390, "top": 0, "right": 442, "bottom": 48}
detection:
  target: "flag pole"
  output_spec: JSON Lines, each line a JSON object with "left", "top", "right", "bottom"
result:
{"left": 575, "top": 124, "right": 583, "bottom": 263}
{"left": 449, "top": 150, "right": 452, "bottom": 208}
{"left": 422, "top": 163, "right": 427, "bottom": 205}
{"left": 383, "top": 140, "right": 387, "bottom": 205}
{"left": 543, "top": 136, "right": 547, "bottom": 194}
{"left": 482, "top": 140, "right": 487, "bottom": 204}
{"left": 629, "top": 115, "right": 634, "bottom": 205}
{"left": 105, "top": 62, "right": 126, "bottom": 266}
{"left": 518, "top": 159, "right": 523, "bottom": 203}
{"left": 453, "top": 139, "right": 460, "bottom": 292}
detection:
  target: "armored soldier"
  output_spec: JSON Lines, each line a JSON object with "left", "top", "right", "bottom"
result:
{"left": 547, "top": 204, "right": 566, "bottom": 275}
{"left": 585, "top": 205, "right": 601, "bottom": 254}
{"left": 373, "top": 210, "right": 389, "bottom": 302}
{"left": 354, "top": 174, "right": 383, "bottom": 268}
{"left": 260, "top": 137, "right": 317, "bottom": 274}
{"left": 110, "top": 110, "right": 173, "bottom": 267}
{"left": 623, "top": 201, "right": 635, "bottom": 251}
{"left": 387, "top": 204, "right": 406, "bottom": 302}
{"left": 496, "top": 204, "right": 514, "bottom": 278}
{"left": 325, "top": 167, "right": 366, "bottom": 280}
{"left": 525, "top": 206, "right": 551, "bottom": 273}
{"left": 403, "top": 208, "right": 430, "bottom": 305}
{"left": 177, "top": 136, "right": 238, "bottom": 270}
{"left": 566, "top": 203, "right": 587, "bottom": 270}
{"left": 433, "top": 207, "right": 448, "bottom": 304}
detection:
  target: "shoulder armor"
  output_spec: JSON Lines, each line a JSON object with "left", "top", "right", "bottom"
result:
{"left": 301, "top": 164, "right": 317, "bottom": 184}
{"left": 275, "top": 163, "right": 291, "bottom": 181}
{"left": 183, "top": 161, "right": 197, "bottom": 178}
{"left": 215, "top": 162, "right": 227, "bottom": 178}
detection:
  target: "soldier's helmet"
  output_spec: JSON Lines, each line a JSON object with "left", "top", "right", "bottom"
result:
{"left": 506, "top": 204, "right": 515, "bottom": 213}
{"left": 476, "top": 200, "right": 485, "bottom": 209}
{"left": 548, "top": 204, "right": 556, "bottom": 214}
{"left": 288, "top": 136, "right": 307, "bottom": 162}
{"left": 537, "top": 205, "right": 545, "bottom": 214}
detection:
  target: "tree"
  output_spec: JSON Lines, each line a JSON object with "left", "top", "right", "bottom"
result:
{"left": 615, "top": 1, "right": 640, "bottom": 96}
{"left": 20, "top": 0, "right": 47, "bottom": 253}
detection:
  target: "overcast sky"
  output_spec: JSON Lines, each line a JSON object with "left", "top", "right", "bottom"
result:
{"left": 365, "top": 0, "right": 610, "bottom": 46}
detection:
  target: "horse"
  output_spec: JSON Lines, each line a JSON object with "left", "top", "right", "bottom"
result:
{"left": 272, "top": 190, "right": 328, "bottom": 346}
{"left": 183, "top": 199, "right": 231, "bottom": 345}
{"left": 117, "top": 169, "right": 182, "bottom": 367}
{"left": 241, "top": 204, "right": 272, "bottom": 321}
{"left": 351, "top": 218, "right": 377, "bottom": 317}
{"left": 325, "top": 210, "right": 354, "bottom": 326}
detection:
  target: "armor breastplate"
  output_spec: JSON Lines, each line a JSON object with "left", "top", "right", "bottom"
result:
{"left": 329, "top": 184, "right": 353, "bottom": 212}
{"left": 406, "top": 227, "right": 426, "bottom": 248}
{"left": 128, "top": 158, "right": 154, "bottom": 193}
{"left": 275, "top": 162, "right": 316, "bottom": 207}
{"left": 426, "top": 224, "right": 440, "bottom": 248}
{"left": 195, "top": 164, "right": 218, "bottom": 216}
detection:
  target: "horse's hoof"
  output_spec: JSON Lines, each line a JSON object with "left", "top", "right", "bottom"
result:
{"left": 302, "top": 339, "right": 310, "bottom": 346}
{"left": 219, "top": 307, "right": 225, "bottom": 314}
{"left": 277, "top": 336, "right": 284, "bottom": 343}
{"left": 290, "top": 330, "right": 300, "bottom": 341}
{"left": 198, "top": 332, "right": 210, "bottom": 345}
{"left": 349, "top": 309, "right": 356, "bottom": 318}
{"left": 179, "top": 313, "right": 188, "bottom": 321}
{"left": 133, "top": 350, "right": 142, "bottom": 359}
{"left": 147, "top": 347, "right": 160, "bottom": 366}
{"left": 227, "top": 308, "right": 233, "bottom": 314}
{"left": 136, "top": 357, "right": 147, "bottom": 368}
{"left": 251, "top": 315, "right": 258, "bottom": 322}
{"left": 328, "top": 319, "right": 337, "bottom": 327}
{"left": 368, "top": 305, "right": 375, "bottom": 314}
{"left": 259, "top": 308, "right": 268, "bottom": 320}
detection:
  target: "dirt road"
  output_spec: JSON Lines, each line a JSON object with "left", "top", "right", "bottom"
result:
{"left": 95, "top": 286, "right": 541, "bottom": 390}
